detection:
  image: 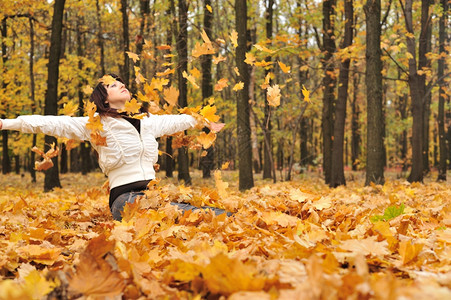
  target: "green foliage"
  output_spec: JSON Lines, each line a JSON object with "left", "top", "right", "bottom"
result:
{"left": 370, "top": 203, "right": 405, "bottom": 222}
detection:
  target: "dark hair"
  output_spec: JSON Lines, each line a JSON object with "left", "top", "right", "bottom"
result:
{"left": 89, "top": 73, "right": 148, "bottom": 117}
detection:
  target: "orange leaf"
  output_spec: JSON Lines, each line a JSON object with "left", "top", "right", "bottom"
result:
{"left": 200, "top": 105, "right": 220, "bottom": 123}
{"left": 302, "top": 85, "right": 310, "bottom": 103}
{"left": 98, "top": 75, "right": 116, "bottom": 86}
{"left": 213, "top": 55, "right": 227, "bottom": 64}
{"left": 126, "top": 51, "right": 140, "bottom": 63}
{"left": 229, "top": 30, "right": 238, "bottom": 48}
{"left": 197, "top": 132, "right": 216, "bottom": 149}
{"left": 119, "top": 98, "right": 142, "bottom": 115}
{"left": 182, "top": 71, "right": 200, "bottom": 89}
{"left": 233, "top": 82, "right": 244, "bottom": 91}
{"left": 163, "top": 86, "right": 179, "bottom": 107}
{"left": 267, "top": 84, "right": 281, "bottom": 107}
{"left": 214, "top": 78, "right": 229, "bottom": 91}
{"left": 278, "top": 61, "right": 291, "bottom": 73}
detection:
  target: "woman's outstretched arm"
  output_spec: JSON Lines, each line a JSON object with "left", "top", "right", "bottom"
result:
{"left": 0, "top": 115, "right": 90, "bottom": 141}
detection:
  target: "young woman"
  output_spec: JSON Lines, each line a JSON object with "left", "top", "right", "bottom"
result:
{"left": 0, "top": 74, "right": 229, "bottom": 221}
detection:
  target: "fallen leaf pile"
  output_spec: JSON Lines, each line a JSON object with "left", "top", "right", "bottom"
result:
{"left": 0, "top": 171, "right": 450, "bottom": 299}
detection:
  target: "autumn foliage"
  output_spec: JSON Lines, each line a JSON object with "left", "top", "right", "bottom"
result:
{"left": 0, "top": 172, "right": 450, "bottom": 299}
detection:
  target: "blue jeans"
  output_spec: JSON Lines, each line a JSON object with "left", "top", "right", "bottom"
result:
{"left": 110, "top": 191, "right": 232, "bottom": 221}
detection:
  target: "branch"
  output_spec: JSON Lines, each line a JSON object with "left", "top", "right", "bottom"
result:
{"left": 312, "top": 25, "right": 322, "bottom": 50}
{"left": 382, "top": 47, "right": 409, "bottom": 76}
{"left": 381, "top": 0, "right": 393, "bottom": 28}
{"left": 422, "top": 71, "right": 451, "bottom": 104}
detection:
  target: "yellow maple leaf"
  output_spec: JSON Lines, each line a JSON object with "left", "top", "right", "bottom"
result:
{"left": 192, "top": 42, "right": 215, "bottom": 58}
{"left": 62, "top": 101, "right": 79, "bottom": 116}
{"left": 201, "top": 29, "right": 212, "bottom": 44}
{"left": 278, "top": 61, "right": 291, "bottom": 73}
{"left": 229, "top": 30, "right": 238, "bottom": 48}
{"left": 234, "top": 67, "right": 240, "bottom": 76}
{"left": 182, "top": 71, "right": 200, "bottom": 89}
{"left": 399, "top": 240, "right": 423, "bottom": 265}
{"left": 126, "top": 51, "right": 140, "bottom": 63}
{"left": 260, "top": 73, "right": 271, "bottom": 89}
{"left": 214, "top": 78, "right": 229, "bottom": 91}
{"left": 150, "top": 77, "right": 169, "bottom": 91}
{"left": 98, "top": 75, "right": 116, "bottom": 86}
{"left": 213, "top": 55, "right": 227, "bottom": 64}
{"left": 200, "top": 105, "right": 220, "bottom": 122}
{"left": 302, "top": 85, "right": 310, "bottom": 103}
{"left": 254, "top": 44, "right": 274, "bottom": 53}
{"left": 83, "top": 85, "right": 93, "bottom": 95}
{"left": 156, "top": 68, "right": 175, "bottom": 77}
{"left": 120, "top": 98, "right": 142, "bottom": 115}
{"left": 191, "top": 67, "right": 201, "bottom": 79}
{"left": 206, "top": 4, "right": 212, "bottom": 13}
{"left": 163, "top": 86, "right": 179, "bottom": 107}
{"left": 254, "top": 60, "right": 273, "bottom": 68}
{"left": 267, "top": 84, "right": 281, "bottom": 107}
{"left": 233, "top": 81, "right": 244, "bottom": 91}
{"left": 244, "top": 52, "right": 256, "bottom": 65}
{"left": 197, "top": 131, "right": 216, "bottom": 149}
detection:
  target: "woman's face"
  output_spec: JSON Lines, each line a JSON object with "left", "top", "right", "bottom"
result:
{"left": 105, "top": 80, "right": 130, "bottom": 110}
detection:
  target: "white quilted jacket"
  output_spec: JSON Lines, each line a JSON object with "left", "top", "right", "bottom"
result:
{"left": 1, "top": 114, "right": 197, "bottom": 189}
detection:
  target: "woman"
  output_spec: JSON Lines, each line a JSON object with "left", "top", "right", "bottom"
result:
{"left": 0, "top": 74, "right": 229, "bottom": 221}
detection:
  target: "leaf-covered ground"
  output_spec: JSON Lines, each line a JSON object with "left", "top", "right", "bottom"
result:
{"left": 0, "top": 171, "right": 450, "bottom": 299}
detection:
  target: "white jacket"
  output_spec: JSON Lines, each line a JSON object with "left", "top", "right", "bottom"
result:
{"left": 1, "top": 114, "right": 197, "bottom": 189}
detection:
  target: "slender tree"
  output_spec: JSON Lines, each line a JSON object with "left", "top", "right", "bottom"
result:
{"left": 236, "top": 0, "right": 254, "bottom": 190}
{"left": 350, "top": 72, "right": 361, "bottom": 171}
{"left": 29, "top": 17, "right": 37, "bottom": 182}
{"left": 437, "top": 0, "right": 449, "bottom": 181}
{"left": 364, "top": 0, "right": 385, "bottom": 185}
{"left": 331, "top": 0, "right": 354, "bottom": 187}
{"left": 176, "top": 0, "right": 191, "bottom": 184}
{"left": 200, "top": 0, "right": 215, "bottom": 178}
{"left": 95, "top": 0, "right": 105, "bottom": 76}
{"left": 1, "top": 17, "right": 11, "bottom": 174}
{"left": 321, "top": 0, "right": 336, "bottom": 185}
{"left": 44, "top": 0, "right": 66, "bottom": 191}
{"left": 120, "top": 0, "right": 130, "bottom": 87}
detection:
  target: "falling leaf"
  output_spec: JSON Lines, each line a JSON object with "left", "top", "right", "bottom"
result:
{"left": 221, "top": 161, "right": 230, "bottom": 169}
{"left": 230, "top": 30, "right": 238, "bottom": 48}
{"left": 214, "top": 78, "right": 229, "bottom": 91}
{"left": 267, "top": 84, "right": 281, "bottom": 107}
{"left": 191, "top": 67, "right": 201, "bottom": 79}
{"left": 163, "top": 86, "right": 179, "bottom": 107}
{"left": 278, "top": 61, "right": 291, "bottom": 73}
{"left": 32, "top": 143, "right": 60, "bottom": 171}
{"left": 83, "top": 85, "right": 93, "bottom": 95}
{"left": 213, "top": 55, "right": 227, "bottom": 64}
{"left": 62, "top": 101, "right": 79, "bottom": 116}
{"left": 200, "top": 105, "right": 220, "bottom": 123}
{"left": 244, "top": 52, "right": 256, "bottom": 65}
{"left": 254, "top": 44, "right": 274, "bottom": 53}
{"left": 156, "top": 44, "right": 171, "bottom": 50}
{"left": 119, "top": 98, "right": 142, "bottom": 115}
{"left": 206, "top": 4, "right": 212, "bottom": 13}
{"left": 98, "top": 75, "right": 116, "bottom": 86}
{"left": 233, "top": 81, "right": 244, "bottom": 91}
{"left": 234, "top": 67, "right": 240, "bottom": 76}
{"left": 197, "top": 132, "right": 216, "bottom": 149}
{"left": 182, "top": 71, "right": 200, "bottom": 89}
{"left": 302, "top": 85, "right": 310, "bottom": 103}
{"left": 260, "top": 73, "right": 271, "bottom": 89}
{"left": 201, "top": 29, "right": 212, "bottom": 44}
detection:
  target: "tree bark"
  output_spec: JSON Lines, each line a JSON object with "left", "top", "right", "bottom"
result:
{"left": 120, "top": 0, "right": 130, "bottom": 87}
{"left": 364, "top": 0, "right": 385, "bottom": 185}
{"left": 331, "top": 0, "right": 353, "bottom": 187}
{"left": 165, "top": 0, "right": 175, "bottom": 178}
{"left": 321, "top": 0, "right": 336, "bottom": 185}
{"left": 176, "top": 0, "right": 191, "bottom": 184}
{"left": 200, "top": 0, "right": 215, "bottom": 178}
{"left": 351, "top": 72, "right": 361, "bottom": 171}
{"left": 29, "top": 17, "right": 37, "bottom": 182}
{"left": 95, "top": 0, "right": 106, "bottom": 76}
{"left": 1, "top": 17, "right": 11, "bottom": 174}
{"left": 437, "top": 0, "right": 448, "bottom": 181}
{"left": 236, "top": 0, "right": 254, "bottom": 190}
{"left": 44, "top": 0, "right": 65, "bottom": 191}
{"left": 263, "top": 0, "right": 274, "bottom": 180}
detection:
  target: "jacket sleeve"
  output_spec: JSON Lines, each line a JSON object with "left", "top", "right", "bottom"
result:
{"left": 1, "top": 115, "right": 90, "bottom": 141}
{"left": 146, "top": 114, "right": 198, "bottom": 138}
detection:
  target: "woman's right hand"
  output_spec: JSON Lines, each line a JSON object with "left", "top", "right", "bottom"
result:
{"left": 0, "top": 120, "right": 2, "bottom": 130}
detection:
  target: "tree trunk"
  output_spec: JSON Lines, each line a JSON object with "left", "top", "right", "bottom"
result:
{"left": 321, "top": 0, "right": 336, "bottom": 185}
{"left": 120, "top": 0, "right": 130, "bottom": 86}
{"left": 29, "top": 17, "right": 37, "bottom": 182}
{"left": 236, "top": 0, "right": 254, "bottom": 190}
{"left": 95, "top": 0, "right": 106, "bottom": 76}
{"left": 331, "top": 0, "right": 353, "bottom": 187}
{"left": 1, "top": 17, "right": 11, "bottom": 174}
{"left": 176, "top": 0, "right": 191, "bottom": 184}
{"left": 200, "top": 0, "right": 214, "bottom": 178}
{"left": 364, "top": 0, "right": 385, "bottom": 185}
{"left": 351, "top": 72, "right": 361, "bottom": 171}
{"left": 44, "top": 0, "right": 65, "bottom": 192}
{"left": 263, "top": 0, "right": 274, "bottom": 180}
{"left": 404, "top": 0, "right": 428, "bottom": 182}
{"left": 165, "top": 0, "right": 175, "bottom": 178}
{"left": 437, "top": 0, "right": 448, "bottom": 181}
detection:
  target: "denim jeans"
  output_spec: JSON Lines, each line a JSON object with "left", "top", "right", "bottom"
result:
{"left": 110, "top": 191, "right": 232, "bottom": 221}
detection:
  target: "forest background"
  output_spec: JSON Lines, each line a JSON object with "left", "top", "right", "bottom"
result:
{"left": 0, "top": 0, "right": 450, "bottom": 190}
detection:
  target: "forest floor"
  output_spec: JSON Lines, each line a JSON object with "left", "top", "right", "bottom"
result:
{"left": 0, "top": 169, "right": 450, "bottom": 299}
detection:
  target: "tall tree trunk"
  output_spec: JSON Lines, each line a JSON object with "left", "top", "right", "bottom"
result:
{"left": 321, "top": 0, "right": 336, "bottom": 185}
{"left": 364, "top": 0, "right": 385, "bottom": 185}
{"left": 165, "top": 0, "right": 175, "bottom": 178}
{"left": 351, "top": 72, "right": 361, "bottom": 171}
{"left": 403, "top": 0, "right": 428, "bottom": 182}
{"left": 236, "top": 0, "right": 254, "bottom": 190}
{"left": 1, "top": 17, "right": 11, "bottom": 174}
{"left": 263, "top": 0, "right": 274, "bottom": 180}
{"left": 176, "top": 0, "right": 191, "bottom": 184}
{"left": 120, "top": 0, "right": 130, "bottom": 86}
{"left": 200, "top": 0, "right": 215, "bottom": 178}
{"left": 95, "top": 0, "right": 106, "bottom": 76}
{"left": 29, "top": 17, "right": 37, "bottom": 182}
{"left": 44, "top": 0, "right": 65, "bottom": 191}
{"left": 437, "top": 0, "right": 448, "bottom": 181}
{"left": 331, "top": 0, "right": 353, "bottom": 187}
{"left": 398, "top": 93, "right": 408, "bottom": 172}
